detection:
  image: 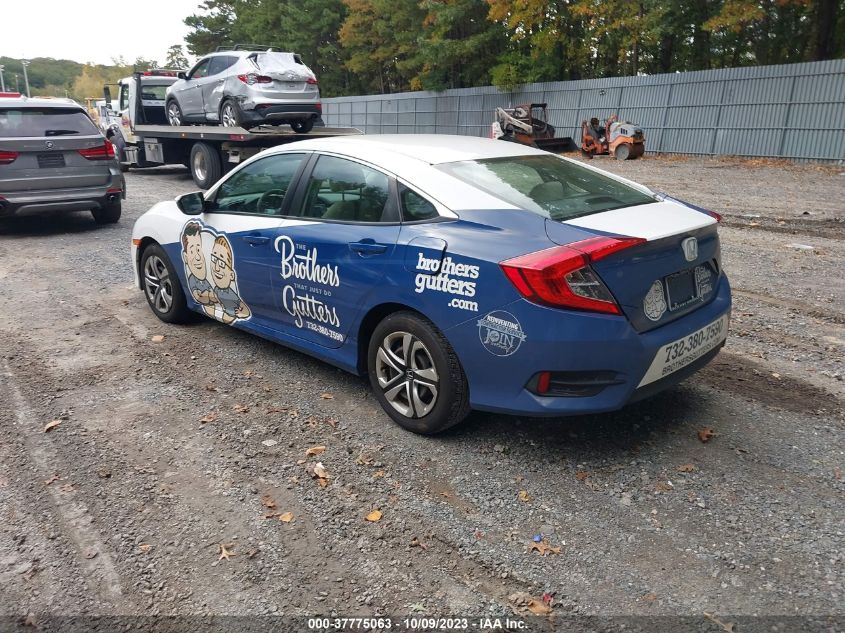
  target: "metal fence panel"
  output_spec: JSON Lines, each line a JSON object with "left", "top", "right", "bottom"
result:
{"left": 322, "top": 59, "right": 845, "bottom": 161}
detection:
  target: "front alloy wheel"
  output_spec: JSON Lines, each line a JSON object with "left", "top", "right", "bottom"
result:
{"left": 167, "top": 101, "right": 183, "bottom": 126}
{"left": 368, "top": 311, "right": 470, "bottom": 434}
{"left": 140, "top": 244, "right": 192, "bottom": 323}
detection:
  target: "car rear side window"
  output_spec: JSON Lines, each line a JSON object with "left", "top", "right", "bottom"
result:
{"left": 0, "top": 108, "right": 99, "bottom": 137}
{"left": 299, "top": 155, "right": 392, "bottom": 223}
{"left": 400, "top": 186, "right": 439, "bottom": 222}
{"left": 436, "top": 155, "right": 655, "bottom": 220}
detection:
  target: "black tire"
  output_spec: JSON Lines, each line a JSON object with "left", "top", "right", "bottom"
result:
{"left": 367, "top": 311, "right": 470, "bottom": 435}
{"left": 166, "top": 99, "right": 183, "bottom": 127}
{"left": 190, "top": 142, "right": 222, "bottom": 189}
{"left": 139, "top": 244, "right": 193, "bottom": 324}
{"left": 92, "top": 199, "right": 121, "bottom": 224}
{"left": 220, "top": 99, "right": 247, "bottom": 129}
{"left": 291, "top": 119, "right": 314, "bottom": 134}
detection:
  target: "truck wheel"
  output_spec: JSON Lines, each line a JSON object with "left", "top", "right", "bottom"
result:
{"left": 291, "top": 119, "right": 314, "bottom": 134}
{"left": 190, "top": 142, "right": 222, "bottom": 189}
{"left": 167, "top": 100, "right": 183, "bottom": 127}
{"left": 92, "top": 199, "right": 121, "bottom": 224}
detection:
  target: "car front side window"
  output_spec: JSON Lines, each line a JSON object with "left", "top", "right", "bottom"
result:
{"left": 210, "top": 153, "right": 307, "bottom": 216}
{"left": 189, "top": 59, "right": 211, "bottom": 80}
{"left": 298, "top": 155, "right": 393, "bottom": 223}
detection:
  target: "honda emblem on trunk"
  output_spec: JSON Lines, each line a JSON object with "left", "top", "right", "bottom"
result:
{"left": 682, "top": 237, "right": 698, "bottom": 262}
{"left": 45, "top": 141, "right": 54, "bottom": 150}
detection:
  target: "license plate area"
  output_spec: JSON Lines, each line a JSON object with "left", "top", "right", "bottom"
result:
{"left": 665, "top": 269, "right": 699, "bottom": 311}
{"left": 37, "top": 153, "right": 66, "bottom": 168}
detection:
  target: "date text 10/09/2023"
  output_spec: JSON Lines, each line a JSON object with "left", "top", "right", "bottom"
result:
{"left": 307, "top": 616, "right": 528, "bottom": 630}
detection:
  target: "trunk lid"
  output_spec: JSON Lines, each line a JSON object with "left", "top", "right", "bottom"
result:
{"left": 248, "top": 52, "right": 320, "bottom": 102}
{"left": 546, "top": 200, "right": 722, "bottom": 332}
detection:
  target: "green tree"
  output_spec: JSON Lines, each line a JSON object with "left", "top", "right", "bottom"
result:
{"left": 165, "top": 44, "right": 191, "bottom": 69}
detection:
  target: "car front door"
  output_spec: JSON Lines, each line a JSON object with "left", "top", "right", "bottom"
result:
{"left": 269, "top": 154, "right": 401, "bottom": 349}
{"left": 182, "top": 152, "right": 310, "bottom": 326}
{"left": 177, "top": 58, "right": 211, "bottom": 118}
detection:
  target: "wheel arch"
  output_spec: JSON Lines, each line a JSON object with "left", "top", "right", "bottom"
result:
{"left": 135, "top": 237, "right": 161, "bottom": 289}
{"left": 355, "top": 302, "right": 426, "bottom": 374}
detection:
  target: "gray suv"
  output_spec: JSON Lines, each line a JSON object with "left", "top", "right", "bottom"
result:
{"left": 165, "top": 48, "right": 321, "bottom": 132}
{"left": 0, "top": 95, "right": 125, "bottom": 223}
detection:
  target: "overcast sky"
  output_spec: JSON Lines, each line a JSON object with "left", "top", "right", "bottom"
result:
{"left": 3, "top": 0, "right": 204, "bottom": 65}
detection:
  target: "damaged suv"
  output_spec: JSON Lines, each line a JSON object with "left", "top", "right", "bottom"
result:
{"left": 165, "top": 48, "right": 321, "bottom": 132}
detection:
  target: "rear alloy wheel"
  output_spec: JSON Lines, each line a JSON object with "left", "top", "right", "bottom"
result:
{"left": 140, "top": 244, "right": 192, "bottom": 324}
{"left": 368, "top": 312, "right": 470, "bottom": 435}
{"left": 614, "top": 143, "right": 631, "bottom": 160}
{"left": 290, "top": 119, "right": 314, "bottom": 134}
{"left": 92, "top": 199, "right": 121, "bottom": 224}
{"left": 220, "top": 100, "right": 242, "bottom": 128}
{"left": 167, "top": 100, "right": 183, "bottom": 126}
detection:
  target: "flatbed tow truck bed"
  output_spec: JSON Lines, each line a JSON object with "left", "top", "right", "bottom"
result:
{"left": 134, "top": 124, "right": 362, "bottom": 142}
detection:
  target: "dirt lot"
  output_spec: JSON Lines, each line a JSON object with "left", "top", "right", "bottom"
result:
{"left": 0, "top": 155, "right": 843, "bottom": 631}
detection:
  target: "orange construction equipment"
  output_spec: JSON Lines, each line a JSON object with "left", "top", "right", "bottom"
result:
{"left": 581, "top": 114, "right": 645, "bottom": 160}
{"left": 491, "top": 103, "right": 577, "bottom": 153}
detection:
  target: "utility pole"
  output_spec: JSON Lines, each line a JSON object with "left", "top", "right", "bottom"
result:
{"left": 0, "top": 65, "right": 5, "bottom": 92}
{"left": 21, "top": 60, "right": 31, "bottom": 97}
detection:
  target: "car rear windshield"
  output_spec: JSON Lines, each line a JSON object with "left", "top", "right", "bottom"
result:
{"left": 0, "top": 107, "right": 99, "bottom": 138}
{"left": 436, "top": 155, "right": 655, "bottom": 220}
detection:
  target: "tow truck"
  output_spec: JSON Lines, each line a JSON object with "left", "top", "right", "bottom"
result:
{"left": 101, "top": 69, "right": 360, "bottom": 188}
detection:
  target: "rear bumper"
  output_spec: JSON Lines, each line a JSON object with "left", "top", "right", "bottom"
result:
{"left": 0, "top": 174, "right": 124, "bottom": 217}
{"left": 241, "top": 103, "right": 321, "bottom": 124}
{"left": 447, "top": 275, "right": 732, "bottom": 417}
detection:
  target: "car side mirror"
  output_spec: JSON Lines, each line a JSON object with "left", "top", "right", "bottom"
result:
{"left": 176, "top": 191, "right": 205, "bottom": 215}
{"left": 178, "top": 71, "right": 187, "bottom": 80}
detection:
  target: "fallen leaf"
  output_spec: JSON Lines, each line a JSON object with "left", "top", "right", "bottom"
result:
{"left": 44, "top": 474, "right": 60, "bottom": 486}
{"left": 834, "top": 467, "right": 842, "bottom": 481}
{"left": 151, "top": 335, "right": 165, "bottom": 343}
{"left": 366, "top": 510, "right": 383, "bottom": 522}
{"left": 642, "top": 593, "right": 657, "bottom": 602}
{"left": 232, "top": 403, "right": 250, "bottom": 413}
{"left": 541, "top": 592, "right": 554, "bottom": 606}
{"left": 204, "top": 384, "right": 219, "bottom": 392}
{"left": 263, "top": 512, "right": 277, "bottom": 519}
{"left": 261, "top": 439, "right": 278, "bottom": 447}
{"left": 43, "top": 419, "right": 62, "bottom": 433}
{"left": 317, "top": 478, "right": 329, "bottom": 489}
{"left": 326, "top": 418, "right": 338, "bottom": 428}
{"left": 243, "top": 370, "right": 255, "bottom": 377}
{"left": 698, "top": 427, "right": 718, "bottom": 443}
{"left": 575, "top": 470, "right": 590, "bottom": 480}
{"left": 305, "top": 445, "right": 326, "bottom": 457}
{"left": 320, "top": 393, "right": 334, "bottom": 399}
{"left": 260, "top": 495, "right": 277, "bottom": 509}
{"left": 83, "top": 547, "right": 98, "bottom": 559}
{"left": 677, "top": 464, "right": 696, "bottom": 473}
{"left": 529, "top": 541, "right": 561, "bottom": 556}
{"left": 278, "top": 511, "right": 294, "bottom": 523}
{"left": 655, "top": 481, "right": 673, "bottom": 492}
{"left": 139, "top": 543, "right": 151, "bottom": 553}
{"left": 218, "top": 543, "right": 235, "bottom": 561}
{"left": 410, "top": 537, "right": 427, "bottom": 550}
{"left": 265, "top": 406, "right": 286, "bottom": 413}
{"left": 373, "top": 470, "right": 385, "bottom": 478}
{"left": 313, "top": 462, "right": 329, "bottom": 479}
{"left": 515, "top": 475, "right": 525, "bottom": 483}
{"left": 527, "top": 599, "right": 552, "bottom": 616}
{"left": 356, "top": 454, "right": 375, "bottom": 466}
{"left": 199, "top": 412, "right": 217, "bottom": 425}
{"left": 246, "top": 548, "right": 259, "bottom": 559}
{"left": 59, "top": 483, "right": 74, "bottom": 492}
{"left": 97, "top": 469, "right": 111, "bottom": 479}
{"left": 518, "top": 490, "right": 531, "bottom": 502}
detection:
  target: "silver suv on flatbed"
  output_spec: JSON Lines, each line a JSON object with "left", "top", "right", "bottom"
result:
{"left": 0, "top": 93, "right": 125, "bottom": 223}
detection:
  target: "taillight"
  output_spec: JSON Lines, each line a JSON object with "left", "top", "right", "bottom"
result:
{"left": 500, "top": 236, "right": 645, "bottom": 314}
{"left": 0, "top": 150, "right": 18, "bottom": 165}
{"left": 315, "top": 102, "right": 322, "bottom": 112}
{"left": 237, "top": 73, "right": 272, "bottom": 85}
{"left": 78, "top": 140, "right": 115, "bottom": 160}
{"left": 306, "top": 77, "right": 318, "bottom": 85}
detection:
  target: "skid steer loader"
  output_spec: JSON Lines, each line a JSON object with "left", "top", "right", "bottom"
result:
{"left": 491, "top": 103, "right": 576, "bottom": 153}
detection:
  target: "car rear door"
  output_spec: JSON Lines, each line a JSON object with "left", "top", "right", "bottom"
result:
{"left": 202, "top": 56, "right": 238, "bottom": 121}
{"left": 269, "top": 153, "right": 401, "bottom": 348}
{"left": 0, "top": 105, "right": 113, "bottom": 194}
{"left": 177, "top": 59, "right": 211, "bottom": 118}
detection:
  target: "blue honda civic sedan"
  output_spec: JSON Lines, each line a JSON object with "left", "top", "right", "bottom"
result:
{"left": 131, "top": 135, "right": 730, "bottom": 434}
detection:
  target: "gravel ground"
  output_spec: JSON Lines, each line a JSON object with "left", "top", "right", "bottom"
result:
{"left": 0, "top": 156, "right": 842, "bottom": 632}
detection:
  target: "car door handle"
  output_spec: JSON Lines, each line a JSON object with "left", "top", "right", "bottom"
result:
{"left": 242, "top": 234, "right": 270, "bottom": 246}
{"left": 349, "top": 241, "right": 387, "bottom": 255}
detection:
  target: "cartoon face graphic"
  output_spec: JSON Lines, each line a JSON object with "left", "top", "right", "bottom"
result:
{"left": 181, "top": 222, "right": 207, "bottom": 280}
{"left": 210, "top": 237, "right": 236, "bottom": 290}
